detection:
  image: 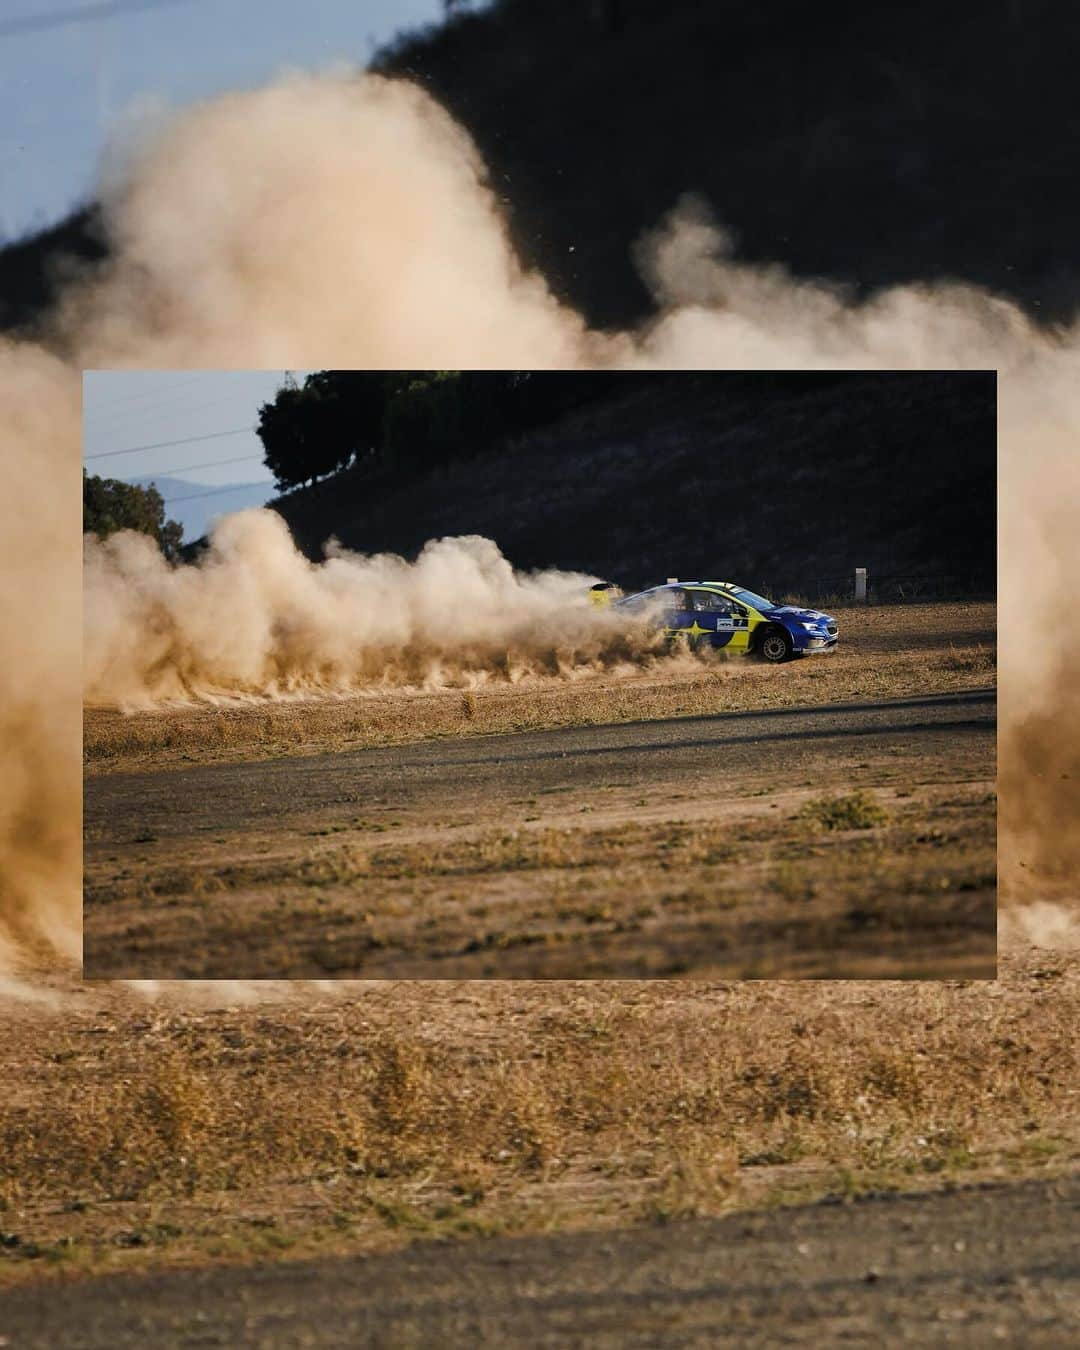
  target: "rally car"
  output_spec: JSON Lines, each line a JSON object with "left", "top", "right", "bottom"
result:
{"left": 612, "top": 580, "right": 838, "bottom": 662}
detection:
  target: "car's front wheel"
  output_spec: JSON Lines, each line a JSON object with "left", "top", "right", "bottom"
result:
{"left": 757, "top": 625, "right": 794, "bottom": 663}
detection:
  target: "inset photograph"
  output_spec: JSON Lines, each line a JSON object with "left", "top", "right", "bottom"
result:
{"left": 83, "top": 369, "right": 996, "bottom": 979}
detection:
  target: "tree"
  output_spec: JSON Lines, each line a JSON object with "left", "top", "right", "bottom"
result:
{"left": 257, "top": 372, "right": 399, "bottom": 490}
{"left": 382, "top": 375, "right": 441, "bottom": 468}
{"left": 256, "top": 369, "right": 625, "bottom": 487}
{"left": 257, "top": 384, "right": 320, "bottom": 490}
{"left": 83, "top": 472, "right": 184, "bottom": 560}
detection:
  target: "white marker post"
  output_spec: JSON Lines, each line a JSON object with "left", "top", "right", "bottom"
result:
{"left": 854, "top": 567, "right": 867, "bottom": 603}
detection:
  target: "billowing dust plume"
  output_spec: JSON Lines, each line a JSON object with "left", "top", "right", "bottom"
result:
{"left": 0, "top": 343, "right": 82, "bottom": 975}
{"left": 84, "top": 515, "right": 661, "bottom": 706}
{"left": 0, "top": 67, "right": 1076, "bottom": 974}
{"left": 60, "top": 72, "right": 594, "bottom": 371}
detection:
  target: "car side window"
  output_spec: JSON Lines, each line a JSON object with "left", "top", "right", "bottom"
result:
{"left": 688, "top": 590, "right": 731, "bottom": 614}
{"left": 663, "top": 588, "right": 689, "bottom": 612}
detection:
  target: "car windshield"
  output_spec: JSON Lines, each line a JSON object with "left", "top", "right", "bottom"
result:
{"left": 725, "top": 586, "right": 777, "bottom": 612}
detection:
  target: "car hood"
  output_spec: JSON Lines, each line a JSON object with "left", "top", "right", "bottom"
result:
{"left": 766, "top": 606, "right": 834, "bottom": 624}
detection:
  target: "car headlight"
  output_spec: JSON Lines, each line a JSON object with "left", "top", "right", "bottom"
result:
{"left": 798, "top": 621, "right": 819, "bottom": 630}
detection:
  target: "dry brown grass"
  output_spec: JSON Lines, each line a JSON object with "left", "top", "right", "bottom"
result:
{"left": 84, "top": 602, "right": 995, "bottom": 777}
{"left": 84, "top": 781, "right": 996, "bottom": 979}
{"left": 83, "top": 597, "right": 996, "bottom": 978}
{"left": 0, "top": 946, "right": 1074, "bottom": 1285}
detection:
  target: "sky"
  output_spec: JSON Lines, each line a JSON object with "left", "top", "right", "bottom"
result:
{"left": 0, "top": 0, "right": 450, "bottom": 241}
{"left": 83, "top": 367, "right": 306, "bottom": 493}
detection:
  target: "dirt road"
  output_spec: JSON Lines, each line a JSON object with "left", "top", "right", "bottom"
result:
{"left": 84, "top": 689, "right": 996, "bottom": 978}
{"left": 85, "top": 690, "right": 995, "bottom": 839}
{"left": 3, "top": 1174, "right": 1075, "bottom": 1347}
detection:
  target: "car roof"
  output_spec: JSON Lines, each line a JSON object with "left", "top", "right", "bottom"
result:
{"left": 652, "top": 581, "right": 736, "bottom": 590}
{"left": 623, "top": 581, "right": 738, "bottom": 599}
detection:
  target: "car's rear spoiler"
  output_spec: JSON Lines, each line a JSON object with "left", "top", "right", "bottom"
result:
{"left": 588, "top": 581, "right": 623, "bottom": 607}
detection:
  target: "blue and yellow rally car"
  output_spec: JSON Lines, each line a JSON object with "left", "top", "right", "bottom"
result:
{"left": 611, "top": 580, "right": 839, "bottom": 663}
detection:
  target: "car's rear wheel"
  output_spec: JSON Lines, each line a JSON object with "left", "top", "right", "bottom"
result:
{"left": 757, "top": 625, "right": 794, "bottom": 663}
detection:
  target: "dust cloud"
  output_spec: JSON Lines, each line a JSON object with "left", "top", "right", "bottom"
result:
{"left": 84, "top": 514, "right": 661, "bottom": 706}
{"left": 59, "top": 72, "right": 594, "bottom": 371}
{"left": 0, "top": 68, "right": 1076, "bottom": 973}
{"left": 0, "top": 343, "right": 82, "bottom": 973}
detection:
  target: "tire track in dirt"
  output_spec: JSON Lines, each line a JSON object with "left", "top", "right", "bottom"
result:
{"left": 1, "top": 1174, "right": 1074, "bottom": 1347}
{"left": 84, "top": 690, "right": 995, "bottom": 843}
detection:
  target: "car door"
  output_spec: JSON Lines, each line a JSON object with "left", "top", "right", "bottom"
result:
{"left": 659, "top": 587, "right": 694, "bottom": 640}
{"left": 725, "top": 598, "right": 752, "bottom": 652}
{"left": 685, "top": 588, "right": 750, "bottom": 650}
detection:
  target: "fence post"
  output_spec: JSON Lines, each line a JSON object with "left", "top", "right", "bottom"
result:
{"left": 854, "top": 567, "right": 867, "bottom": 603}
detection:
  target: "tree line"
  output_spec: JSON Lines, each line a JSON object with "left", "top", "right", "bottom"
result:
{"left": 256, "top": 370, "right": 624, "bottom": 492}
{"left": 83, "top": 471, "right": 184, "bottom": 560}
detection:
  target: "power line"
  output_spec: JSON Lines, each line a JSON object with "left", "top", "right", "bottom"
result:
{"left": 85, "top": 373, "right": 277, "bottom": 430}
{"left": 85, "top": 395, "right": 271, "bottom": 453}
{"left": 84, "top": 372, "right": 217, "bottom": 425}
{"left": 133, "top": 452, "right": 264, "bottom": 479}
{"left": 84, "top": 426, "right": 254, "bottom": 460}
{"left": 85, "top": 375, "right": 291, "bottom": 445}
{"left": 162, "top": 482, "right": 274, "bottom": 505}
{"left": 0, "top": 0, "right": 198, "bottom": 38}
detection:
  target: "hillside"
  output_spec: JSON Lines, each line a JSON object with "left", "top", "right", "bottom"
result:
{"left": 2, "top": 0, "right": 1076, "bottom": 335}
{"left": 375, "top": 0, "right": 1079, "bottom": 328}
{"left": 272, "top": 371, "right": 995, "bottom": 598}
{"left": 0, "top": 205, "right": 104, "bottom": 335}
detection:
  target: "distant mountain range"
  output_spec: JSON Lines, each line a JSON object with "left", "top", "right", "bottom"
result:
{"left": 126, "top": 476, "right": 275, "bottom": 543}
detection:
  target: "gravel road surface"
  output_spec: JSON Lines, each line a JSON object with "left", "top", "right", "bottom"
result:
{"left": 2, "top": 1173, "right": 1073, "bottom": 1348}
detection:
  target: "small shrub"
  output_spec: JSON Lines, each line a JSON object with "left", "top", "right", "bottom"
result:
{"left": 796, "top": 790, "right": 888, "bottom": 831}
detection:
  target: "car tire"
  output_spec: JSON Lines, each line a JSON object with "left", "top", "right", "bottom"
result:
{"left": 757, "top": 625, "right": 794, "bottom": 663}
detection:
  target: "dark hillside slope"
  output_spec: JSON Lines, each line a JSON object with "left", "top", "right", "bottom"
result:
{"left": 377, "top": 0, "right": 1078, "bottom": 327}
{"left": 272, "top": 372, "right": 995, "bottom": 597}
{"left": 2, "top": 1, "right": 1076, "bottom": 335}
{"left": 0, "top": 206, "right": 105, "bottom": 334}
{"left": 376, "top": 0, "right": 1080, "bottom": 328}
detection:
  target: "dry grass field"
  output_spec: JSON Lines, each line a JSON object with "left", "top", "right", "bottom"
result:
{"left": 1, "top": 942, "right": 1075, "bottom": 1292}
{"left": 7, "top": 599, "right": 1072, "bottom": 1319}
{"left": 84, "top": 604, "right": 996, "bottom": 979}
{"left": 85, "top": 776, "right": 996, "bottom": 980}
